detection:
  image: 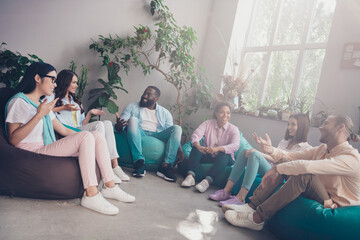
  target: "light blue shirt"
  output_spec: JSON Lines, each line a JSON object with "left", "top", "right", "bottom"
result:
{"left": 46, "top": 94, "right": 85, "bottom": 128}
{"left": 120, "top": 102, "right": 173, "bottom": 132}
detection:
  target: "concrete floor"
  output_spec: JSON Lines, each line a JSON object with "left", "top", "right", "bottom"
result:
{"left": 0, "top": 168, "right": 278, "bottom": 240}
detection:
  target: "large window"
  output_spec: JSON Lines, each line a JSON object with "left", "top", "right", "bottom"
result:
{"left": 225, "top": 0, "right": 336, "bottom": 113}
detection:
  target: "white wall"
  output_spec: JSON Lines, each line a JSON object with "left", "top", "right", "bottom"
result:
{"left": 0, "top": 0, "right": 213, "bottom": 118}
{"left": 313, "top": 0, "right": 360, "bottom": 135}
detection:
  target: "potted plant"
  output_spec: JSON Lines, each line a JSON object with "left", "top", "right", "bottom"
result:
{"left": 89, "top": 0, "right": 212, "bottom": 125}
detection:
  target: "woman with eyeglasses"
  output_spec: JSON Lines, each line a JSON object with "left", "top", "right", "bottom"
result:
{"left": 5, "top": 62, "right": 135, "bottom": 215}
{"left": 48, "top": 69, "right": 129, "bottom": 183}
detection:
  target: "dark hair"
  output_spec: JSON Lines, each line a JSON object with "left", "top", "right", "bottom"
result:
{"left": 147, "top": 86, "right": 161, "bottom": 97}
{"left": 15, "top": 62, "right": 56, "bottom": 94}
{"left": 331, "top": 114, "right": 360, "bottom": 142}
{"left": 54, "top": 69, "right": 84, "bottom": 113}
{"left": 284, "top": 113, "right": 310, "bottom": 148}
{"left": 213, "top": 102, "right": 232, "bottom": 119}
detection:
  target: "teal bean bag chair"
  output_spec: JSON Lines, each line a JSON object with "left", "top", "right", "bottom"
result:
{"left": 247, "top": 178, "right": 360, "bottom": 240}
{"left": 114, "top": 130, "right": 165, "bottom": 171}
{"left": 178, "top": 131, "right": 253, "bottom": 187}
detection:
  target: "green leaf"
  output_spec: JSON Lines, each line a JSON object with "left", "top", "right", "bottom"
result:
{"left": 99, "top": 95, "right": 108, "bottom": 106}
{"left": 106, "top": 99, "right": 119, "bottom": 114}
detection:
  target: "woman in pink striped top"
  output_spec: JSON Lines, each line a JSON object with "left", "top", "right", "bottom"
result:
{"left": 181, "top": 102, "right": 240, "bottom": 193}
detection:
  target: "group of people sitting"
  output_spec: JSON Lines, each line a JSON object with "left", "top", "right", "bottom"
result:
{"left": 4, "top": 62, "right": 360, "bottom": 232}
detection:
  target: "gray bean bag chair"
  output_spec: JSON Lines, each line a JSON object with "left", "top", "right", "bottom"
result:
{"left": 0, "top": 87, "right": 99, "bottom": 199}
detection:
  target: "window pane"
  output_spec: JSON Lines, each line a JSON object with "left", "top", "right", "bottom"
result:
{"left": 247, "top": 0, "right": 279, "bottom": 47}
{"left": 308, "top": 0, "right": 336, "bottom": 43}
{"left": 274, "top": 0, "right": 312, "bottom": 45}
{"left": 242, "top": 52, "right": 267, "bottom": 111}
{"left": 263, "top": 50, "right": 299, "bottom": 106}
{"left": 297, "top": 49, "right": 325, "bottom": 112}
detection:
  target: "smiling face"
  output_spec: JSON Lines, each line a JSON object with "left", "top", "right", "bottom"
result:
{"left": 140, "top": 87, "right": 159, "bottom": 108}
{"left": 319, "top": 116, "right": 339, "bottom": 144}
{"left": 67, "top": 75, "right": 78, "bottom": 94}
{"left": 37, "top": 70, "right": 57, "bottom": 96}
{"left": 215, "top": 105, "right": 231, "bottom": 127}
{"left": 287, "top": 117, "right": 298, "bottom": 137}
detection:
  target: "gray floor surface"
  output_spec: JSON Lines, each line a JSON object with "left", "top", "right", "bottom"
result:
{"left": 0, "top": 168, "right": 278, "bottom": 240}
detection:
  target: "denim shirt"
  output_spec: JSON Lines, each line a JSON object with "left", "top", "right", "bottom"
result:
{"left": 120, "top": 102, "right": 173, "bottom": 132}
{"left": 46, "top": 94, "right": 85, "bottom": 128}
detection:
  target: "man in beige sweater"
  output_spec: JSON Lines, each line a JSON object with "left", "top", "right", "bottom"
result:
{"left": 223, "top": 114, "right": 360, "bottom": 231}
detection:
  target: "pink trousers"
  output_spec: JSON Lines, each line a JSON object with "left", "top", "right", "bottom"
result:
{"left": 34, "top": 131, "right": 114, "bottom": 189}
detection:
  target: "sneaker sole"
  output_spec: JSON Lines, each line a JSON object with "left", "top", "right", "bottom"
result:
{"left": 156, "top": 171, "right": 176, "bottom": 182}
{"left": 132, "top": 170, "right": 146, "bottom": 178}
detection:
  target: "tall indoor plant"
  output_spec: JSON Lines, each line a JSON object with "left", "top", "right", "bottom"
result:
{"left": 89, "top": 0, "right": 212, "bottom": 125}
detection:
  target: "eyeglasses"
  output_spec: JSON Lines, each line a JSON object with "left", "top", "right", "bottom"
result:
{"left": 40, "top": 75, "right": 57, "bottom": 83}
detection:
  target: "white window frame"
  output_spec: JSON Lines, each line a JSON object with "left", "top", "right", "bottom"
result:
{"left": 226, "top": 0, "right": 334, "bottom": 109}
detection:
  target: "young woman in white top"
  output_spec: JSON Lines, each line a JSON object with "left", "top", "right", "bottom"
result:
{"left": 50, "top": 69, "right": 129, "bottom": 182}
{"left": 209, "top": 113, "right": 312, "bottom": 206}
{"left": 5, "top": 62, "right": 135, "bottom": 215}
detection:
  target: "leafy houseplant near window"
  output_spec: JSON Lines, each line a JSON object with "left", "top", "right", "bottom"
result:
{"left": 89, "top": 0, "right": 212, "bottom": 125}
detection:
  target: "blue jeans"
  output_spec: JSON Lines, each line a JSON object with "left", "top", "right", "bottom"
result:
{"left": 126, "top": 117, "right": 182, "bottom": 167}
{"left": 187, "top": 147, "right": 232, "bottom": 183}
{"left": 228, "top": 149, "right": 271, "bottom": 190}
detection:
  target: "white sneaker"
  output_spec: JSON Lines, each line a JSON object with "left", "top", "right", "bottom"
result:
{"left": 225, "top": 210, "right": 264, "bottom": 231}
{"left": 195, "top": 179, "right": 210, "bottom": 193}
{"left": 222, "top": 203, "right": 256, "bottom": 213}
{"left": 101, "top": 185, "right": 135, "bottom": 203}
{"left": 114, "top": 174, "right": 122, "bottom": 184}
{"left": 181, "top": 175, "right": 195, "bottom": 187}
{"left": 113, "top": 166, "right": 130, "bottom": 181}
{"left": 80, "top": 192, "right": 119, "bottom": 215}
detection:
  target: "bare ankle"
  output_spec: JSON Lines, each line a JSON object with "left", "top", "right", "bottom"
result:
{"left": 85, "top": 186, "right": 98, "bottom": 197}
{"left": 253, "top": 212, "right": 264, "bottom": 224}
{"left": 105, "top": 181, "right": 115, "bottom": 188}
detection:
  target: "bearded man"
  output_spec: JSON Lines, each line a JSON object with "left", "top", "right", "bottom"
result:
{"left": 115, "top": 86, "right": 184, "bottom": 182}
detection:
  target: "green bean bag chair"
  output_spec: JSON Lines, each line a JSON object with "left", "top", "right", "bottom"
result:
{"left": 247, "top": 178, "right": 360, "bottom": 240}
{"left": 178, "top": 131, "right": 253, "bottom": 187}
{"left": 114, "top": 130, "right": 165, "bottom": 171}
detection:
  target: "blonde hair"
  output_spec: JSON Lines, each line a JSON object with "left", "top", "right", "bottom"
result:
{"left": 331, "top": 114, "right": 360, "bottom": 142}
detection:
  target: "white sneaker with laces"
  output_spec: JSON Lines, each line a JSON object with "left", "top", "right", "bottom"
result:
{"left": 80, "top": 192, "right": 119, "bottom": 215}
{"left": 222, "top": 203, "right": 257, "bottom": 213}
{"left": 225, "top": 210, "right": 264, "bottom": 231}
{"left": 114, "top": 174, "right": 122, "bottom": 184}
{"left": 181, "top": 175, "right": 195, "bottom": 187}
{"left": 195, "top": 179, "right": 210, "bottom": 193}
{"left": 101, "top": 185, "right": 135, "bottom": 203}
{"left": 113, "top": 166, "right": 130, "bottom": 181}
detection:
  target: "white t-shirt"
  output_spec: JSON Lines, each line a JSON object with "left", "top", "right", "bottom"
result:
{"left": 6, "top": 98, "right": 55, "bottom": 148}
{"left": 141, "top": 108, "right": 158, "bottom": 132}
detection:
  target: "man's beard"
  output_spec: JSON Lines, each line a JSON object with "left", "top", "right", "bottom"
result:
{"left": 140, "top": 98, "right": 155, "bottom": 108}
